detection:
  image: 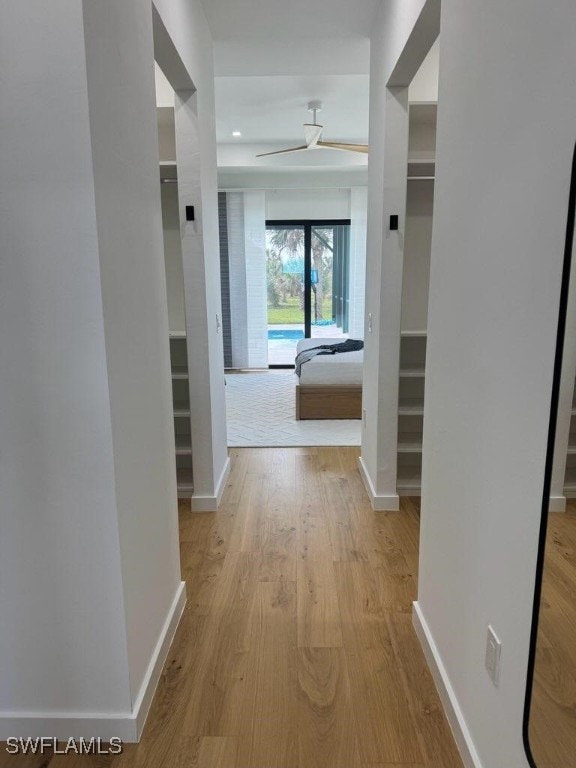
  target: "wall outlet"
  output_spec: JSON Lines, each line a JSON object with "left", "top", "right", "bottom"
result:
{"left": 485, "top": 625, "right": 502, "bottom": 685}
{"left": 368, "top": 312, "right": 372, "bottom": 333}
{"left": 362, "top": 408, "right": 367, "bottom": 426}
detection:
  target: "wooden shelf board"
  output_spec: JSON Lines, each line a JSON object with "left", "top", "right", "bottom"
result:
{"left": 169, "top": 331, "right": 187, "bottom": 339}
{"left": 174, "top": 404, "right": 191, "bottom": 417}
{"left": 401, "top": 330, "right": 427, "bottom": 338}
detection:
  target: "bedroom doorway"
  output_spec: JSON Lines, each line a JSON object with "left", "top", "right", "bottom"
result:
{"left": 266, "top": 219, "right": 351, "bottom": 366}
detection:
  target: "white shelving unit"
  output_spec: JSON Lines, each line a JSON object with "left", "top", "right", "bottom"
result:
{"left": 170, "top": 334, "right": 194, "bottom": 497}
{"left": 396, "top": 103, "right": 436, "bottom": 496}
{"left": 397, "top": 332, "right": 427, "bottom": 495}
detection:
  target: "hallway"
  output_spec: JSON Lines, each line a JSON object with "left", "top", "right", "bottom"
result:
{"left": 130, "top": 447, "right": 461, "bottom": 767}
{"left": 1, "top": 448, "right": 462, "bottom": 767}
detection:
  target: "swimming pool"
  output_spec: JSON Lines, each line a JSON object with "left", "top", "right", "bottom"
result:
{"left": 267, "top": 328, "right": 305, "bottom": 340}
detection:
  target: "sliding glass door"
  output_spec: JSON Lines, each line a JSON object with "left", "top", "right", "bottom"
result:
{"left": 266, "top": 220, "right": 350, "bottom": 366}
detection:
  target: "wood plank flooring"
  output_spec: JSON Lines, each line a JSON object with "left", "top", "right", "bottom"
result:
{"left": 529, "top": 500, "right": 576, "bottom": 767}
{"left": 0, "top": 448, "right": 462, "bottom": 768}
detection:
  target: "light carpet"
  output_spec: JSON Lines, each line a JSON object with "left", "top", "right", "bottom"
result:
{"left": 226, "top": 372, "right": 361, "bottom": 447}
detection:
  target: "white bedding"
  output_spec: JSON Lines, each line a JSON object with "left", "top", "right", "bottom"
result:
{"left": 295, "top": 337, "right": 364, "bottom": 387}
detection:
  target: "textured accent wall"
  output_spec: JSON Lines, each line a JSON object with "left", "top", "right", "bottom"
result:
{"left": 218, "top": 192, "right": 233, "bottom": 367}
{"left": 225, "top": 191, "right": 268, "bottom": 369}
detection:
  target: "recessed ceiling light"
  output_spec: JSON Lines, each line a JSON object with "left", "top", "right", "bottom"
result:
{"left": 232, "top": 131, "right": 242, "bottom": 137}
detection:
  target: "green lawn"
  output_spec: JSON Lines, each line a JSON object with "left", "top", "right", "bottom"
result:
{"left": 268, "top": 297, "right": 333, "bottom": 324}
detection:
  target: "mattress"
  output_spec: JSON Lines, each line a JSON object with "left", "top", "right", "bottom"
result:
{"left": 295, "top": 337, "right": 364, "bottom": 387}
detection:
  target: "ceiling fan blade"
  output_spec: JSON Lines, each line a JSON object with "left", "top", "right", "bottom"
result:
{"left": 316, "top": 141, "right": 369, "bottom": 154}
{"left": 256, "top": 144, "right": 309, "bottom": 158}
{"left": 303, "top": 123, "right": 323, "bottom": 147}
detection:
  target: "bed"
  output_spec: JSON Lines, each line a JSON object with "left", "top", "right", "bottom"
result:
{"left": 295, "top": 337, "right": 363, "bottom": 420}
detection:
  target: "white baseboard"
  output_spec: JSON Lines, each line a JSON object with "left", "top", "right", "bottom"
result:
{"left": 412, "top": 601, "right": 483, "bottom": 768}
{"left": 549, "top": 495, "right": 567, "bottom": 512}
{"left": 191, "top": 456, "right": 231, "bottom": 512}
{"left": 132, "top": 580, "right": 187, "bottom": 739}
{"left": 0, "top": 582, "right": 187, "bottom": 743}
{"left": 358, "top": 455, "right": 400, "bottom": 511}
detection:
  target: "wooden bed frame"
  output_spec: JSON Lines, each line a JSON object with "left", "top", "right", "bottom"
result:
{"left": 295, "top": 384, "right": 362, "bottom": 420}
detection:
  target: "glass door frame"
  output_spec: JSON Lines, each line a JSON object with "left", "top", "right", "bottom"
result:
{"left": 266, "top": 219, "right": 351, "bottom": 368}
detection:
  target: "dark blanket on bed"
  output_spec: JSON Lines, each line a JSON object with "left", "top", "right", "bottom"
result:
{"left": 295, "top": 338, "right": 364, "bottom": 377}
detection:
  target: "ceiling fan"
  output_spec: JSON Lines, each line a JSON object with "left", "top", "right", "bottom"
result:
{"left": 256, "top": 100, "right": 368, "bottom": 158}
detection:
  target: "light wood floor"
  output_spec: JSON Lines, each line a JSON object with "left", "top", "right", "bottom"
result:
{"left": 1, "top": 447, "right": 462, "bottom": 768}
{"left": 529, "top": 501, "right": 576, "bottom": 767}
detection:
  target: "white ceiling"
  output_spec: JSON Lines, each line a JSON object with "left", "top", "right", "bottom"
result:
{"left": 215, "top": 75, "right": 370, "bottom": 144}
{"left": 155, "top": 9, "right": 439, "bottom": 172}
{"left": 200, "top": 0, "right": 381, "bottom": 40}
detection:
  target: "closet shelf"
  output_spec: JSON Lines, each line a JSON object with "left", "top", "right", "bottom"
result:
{"left": 397, "top": 433, "right": 423, "bottom": 453}
{"left": 175, "top": 435, "right": 193, "bottom": 455}
{"left": 173, "top": 402, "right": 191, "bottom": 418}
{"left": 171, "top": 366, "right": 189, "bottom": 380}
{"left": 397, "top": 466, "right": 422, "bottom": 493}
{"left": 169, "top": 331, "right": 187, "bottom": 339}
{"left": 176, "top": 467, "right": 194, "bottom": 494}
{"left": 399, "top": 368, "right": 425, "bottom": 378}
{"left": 398, "top": 399, "right": 425, "bottom": 416}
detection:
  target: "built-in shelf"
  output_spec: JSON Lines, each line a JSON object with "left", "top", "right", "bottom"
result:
{"left": 176, "top": 467, "right": 194, "bottom": 494}
{"left": 171, "top": 366, "right": 189, "bottom": 380}
{"left": 175, "top": 435, "right": 193, "bottom": 455}
{"left": 397, "top": 465, "right": 423, "bottom": 493}
{"left": 397, "top": 332, "right": 427, "bottom": 494}
{"left": 398, "top": 399, "right": 425, "bottom": 416}
{"left": 169, "top": 333, "right": 193, "bottom": 497}
{"left": 407, "top": 160, "right": 435, "bottom": 180}
{"left": 399, "top": 368, "right": 425, "bottom": 378}
{"left": 397, "top": 433, "right": 423, "bottom": 453}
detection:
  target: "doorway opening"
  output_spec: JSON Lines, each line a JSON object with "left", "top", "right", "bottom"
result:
{"left": 266, "top": 219, "right": 351, "bottom": 366}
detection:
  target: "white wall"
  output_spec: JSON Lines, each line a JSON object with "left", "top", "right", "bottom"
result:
{"left": 0, "top": 0, "right": 191, "bottom": 736}
{"left": 417, "top": 2, "right": 576, "bottom": 767}
{"left": 0, "top": 0, "right": 131, "bottom": 718}
{"left": 265, "top": 188, "right": 351, "bottom": 220}
{"left": 408, "top": 37, "right": 439, "bottom": 103}
{"left": 162, "top": 183, "right": 187, "bottom": 335}
{"left": 361, "top": 0, "right": 433, "bottom": 508}
{"left": 401, "top": 179, "right": 434, "bottom": 332}
{"left": 154, "top": 0, "right": 230, "bottom": 508}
